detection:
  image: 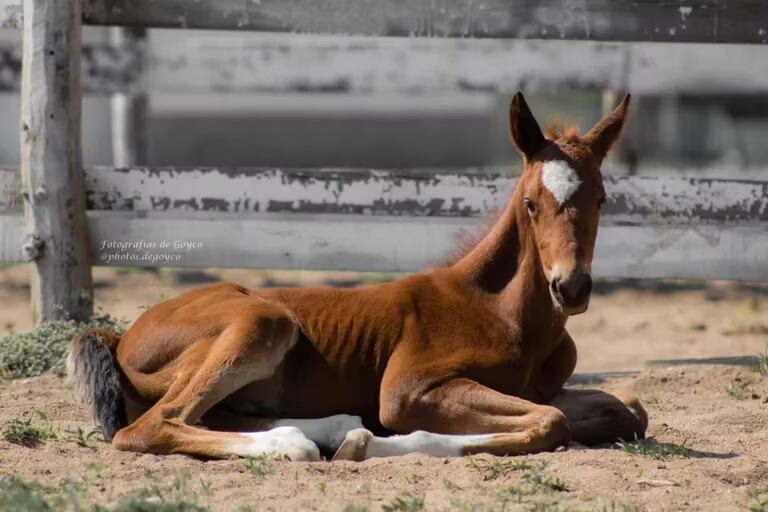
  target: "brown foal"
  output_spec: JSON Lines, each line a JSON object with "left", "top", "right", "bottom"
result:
{"left": 69, "top": 92, "right": 647, "bottom": 461}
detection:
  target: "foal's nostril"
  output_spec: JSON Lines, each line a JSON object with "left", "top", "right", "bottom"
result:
{"left": 558, "top": 273, "right": 593, "bottom": 307}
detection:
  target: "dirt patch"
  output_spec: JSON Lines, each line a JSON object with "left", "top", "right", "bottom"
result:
{"left": 0, "top": 367, "right": 766, "bottom": 511}
{"left": 1, "top": 265, "right": 767, "bottom": 510}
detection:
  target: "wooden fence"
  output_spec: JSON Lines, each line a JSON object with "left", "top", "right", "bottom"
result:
{"left": 0, "top": 0, "right": 767, "bottom": 323}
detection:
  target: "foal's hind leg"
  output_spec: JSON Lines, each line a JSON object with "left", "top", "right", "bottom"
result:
{"left": 203, "top": 410, "right": 365, "bottom": 453}
{"left": 113, "top": 303, "right": 320, "bottom": 461}
{"left": 550, "top": 388, "right": 648, "bottom": 445}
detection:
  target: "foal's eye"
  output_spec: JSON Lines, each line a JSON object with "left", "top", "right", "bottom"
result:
{"left": 523, "top": 197, "right": 537, "bottom": 215}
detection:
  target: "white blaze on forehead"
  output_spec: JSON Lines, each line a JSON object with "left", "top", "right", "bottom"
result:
{"left": 541, "top": 160, "right": 581, "bottom": 205}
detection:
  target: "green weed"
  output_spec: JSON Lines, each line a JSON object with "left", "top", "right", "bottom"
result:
{"left": 244, "top": 454, "right": 273, "bottom": 476}
{"left": 2, "top": 417, "right": 56, "bottom": 447}
{"left": 381, "top": 493, "right": 425, "bottom": 512}
{"left": 0, "top": 312, "right": 126, "bottom": 379}
{"left": 465, "top": 457, "right": 546, "bottom": 481}
{"left": 616, "top": 437, "right": 693, "bottom": 460}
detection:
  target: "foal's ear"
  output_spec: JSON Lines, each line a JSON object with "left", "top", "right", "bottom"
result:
{"left": 508, "top": 92, "right": 546, "bottom": 159}
{"left": 584, "top": 93, "right": 632, "bottom": 160}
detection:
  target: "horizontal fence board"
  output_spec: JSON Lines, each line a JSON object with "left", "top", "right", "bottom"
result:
{"left": 145, "top": 37, "right": 624, "bottom": 95}
{"left": 1, "top": 167, "right": 767, "bottom": 226}
{"left": 3, "top": 0, "right": 767, "bottom": 43}
{"left": 0, "top": 41, "right": 141, "bottom": 94}
{"left": 84, "top": 167, "right": 768, "bottom": 226}
{"left": 87, "top": 213, "right": 768, "bottom": 281}
{"left": 2, "top": 167, "right": 767, "bottom": 280}
{"left": 3, "top": 37, "right": 767, "bottom": 95}
{"left": 145, "top": 37, "right": 768, "bottom": 95}
{"left": 77, "top": 0, "right": 768, "bottom": 44}
{"left": 2, "top": 212, "right": 766, "bottom": 280}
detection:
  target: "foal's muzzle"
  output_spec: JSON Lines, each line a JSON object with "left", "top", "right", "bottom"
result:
{"left": 550, "top": 271, "right": 593, "bottom": 315}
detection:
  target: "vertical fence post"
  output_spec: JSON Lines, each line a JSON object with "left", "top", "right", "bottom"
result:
{"left": 20, "top": 0, "right": 93, "bottom": 323}
{"left": 110, "top": 27, "right": 147, "bottom": 167}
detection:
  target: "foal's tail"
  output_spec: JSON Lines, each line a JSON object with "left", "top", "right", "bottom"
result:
{"left": 67, "top": 329, "right": 128, "bottom": 440}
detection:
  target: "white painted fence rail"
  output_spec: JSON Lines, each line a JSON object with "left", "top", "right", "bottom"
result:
{"left": 1, "top": 167, "right": 767, "bottom": 280}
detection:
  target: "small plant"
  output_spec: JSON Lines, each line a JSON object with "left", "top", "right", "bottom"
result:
{"left": 123, "top": 471, "right": 209, "bottom": 511}
{"left": 0, "top": 312, "right": 126, "bottom": 379}
{"left": 0, "top": 473, "right": 211, "bottom": 512}
{"left": 500, "top": 471, "right": 568, "bottom": 503}
{"left": 65, "top": 426, "right": 106, "bottom": 447}
{"left": 466, "top": 457, "right": 546, "bottom": 481}
{"left": 342, "top": 505, "right": 370, "bottom": 512}
{"left": 108, "top": 497, "right": 209, "bottom": 511}
{"left": 2, "top": 417, "right": 56, "bottom": 447}
{"left": 748, "top": 487, "right": 768, "bottom": 512}
{"left": 381, "top": 493, "right": 425, "bottom": 512}
{"left": 0, "top": 475, "right": 85, "bottom": 511}
{"left": 524, "top": 502, "right": 566, "bottom": 512}
{"left": 450, "top": 502, "right": 498, "bottom": 512}
{"left": 244, "top": 454, "right": 273, "bottom": 476}
{"left": 597, "top": 501, "right": 639, "bottom": 512}
{"left": 520, "top": 472, "right": 568, "bottom": 493}
{"left": 85, "top": 460, "right": 108, "bottom": 478}
{"left": 616, "top": 437, "right": 693, "bottom": 460}
{"left": 725, "top": 376, "right": 762, "bottom": 400}
{"left": 754, "top": 343, "right": 768, "bottom": 376}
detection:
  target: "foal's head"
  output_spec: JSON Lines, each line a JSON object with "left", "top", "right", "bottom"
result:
{"left": 508, "top": 92, "right": 630, "bottom": 315}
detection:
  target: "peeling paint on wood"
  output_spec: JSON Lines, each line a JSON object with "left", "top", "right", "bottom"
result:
{"left": 2, "top": 166, "right": 767, "bottom": 226}
{"left": 81, "top": 167, "right": 768, "bottom": 226}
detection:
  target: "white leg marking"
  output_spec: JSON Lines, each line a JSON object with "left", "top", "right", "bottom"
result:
{"left": 264, "top": 415, "right": 364, "bottom": 451}
{"left": 541, "top": 160, "right": 581, "bottom": 205}
{"left": 229, "top": 426, "right": 321, "bottom": 461}
{"left": 365, "top": 430, "right": 498, "bottom": 458}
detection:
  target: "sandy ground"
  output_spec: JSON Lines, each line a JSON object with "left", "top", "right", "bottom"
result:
{"left": 0, "top": 264, "right": 767, "bottom": 511}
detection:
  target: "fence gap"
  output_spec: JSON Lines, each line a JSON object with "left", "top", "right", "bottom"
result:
{"left": 110, "top": 27, "right": 148, "bottom": 167}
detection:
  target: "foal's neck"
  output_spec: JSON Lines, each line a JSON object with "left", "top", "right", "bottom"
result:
{"left": 453, "top": 184, "right": 565, "bottom": 329}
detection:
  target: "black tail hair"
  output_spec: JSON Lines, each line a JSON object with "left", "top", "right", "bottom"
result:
{"left": 67, "top": 329, "right": 128, "bottom": 440}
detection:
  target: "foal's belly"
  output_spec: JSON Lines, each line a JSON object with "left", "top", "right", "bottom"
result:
{"left": 219, "top": 336, "right": 385, "bottom": 429}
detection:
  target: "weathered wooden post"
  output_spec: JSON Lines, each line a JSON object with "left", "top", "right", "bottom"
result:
{"left": 20, "top": 0, "right": 93, "bottom": 323}
{"left": 110, "top": 27, "right": 148, "bottom": 167}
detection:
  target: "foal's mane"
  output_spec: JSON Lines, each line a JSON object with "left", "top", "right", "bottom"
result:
{"left": 437, "top": 122, "right": 582, "bottom": 268}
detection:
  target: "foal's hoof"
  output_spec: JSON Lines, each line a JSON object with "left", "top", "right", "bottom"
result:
{"left": 331, "top": 428, "right": 373, "bottom": 462}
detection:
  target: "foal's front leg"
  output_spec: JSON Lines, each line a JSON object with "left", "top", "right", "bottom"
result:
{"left": 550, "top": 388, "right": 648, "bottom": 445}
{"left": 334, "top": 376, "right": 570, "bottom": 461}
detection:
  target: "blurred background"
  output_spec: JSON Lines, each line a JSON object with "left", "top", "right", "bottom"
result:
{"left": 1, "top": 27, "right": 767, "bottom": 175}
